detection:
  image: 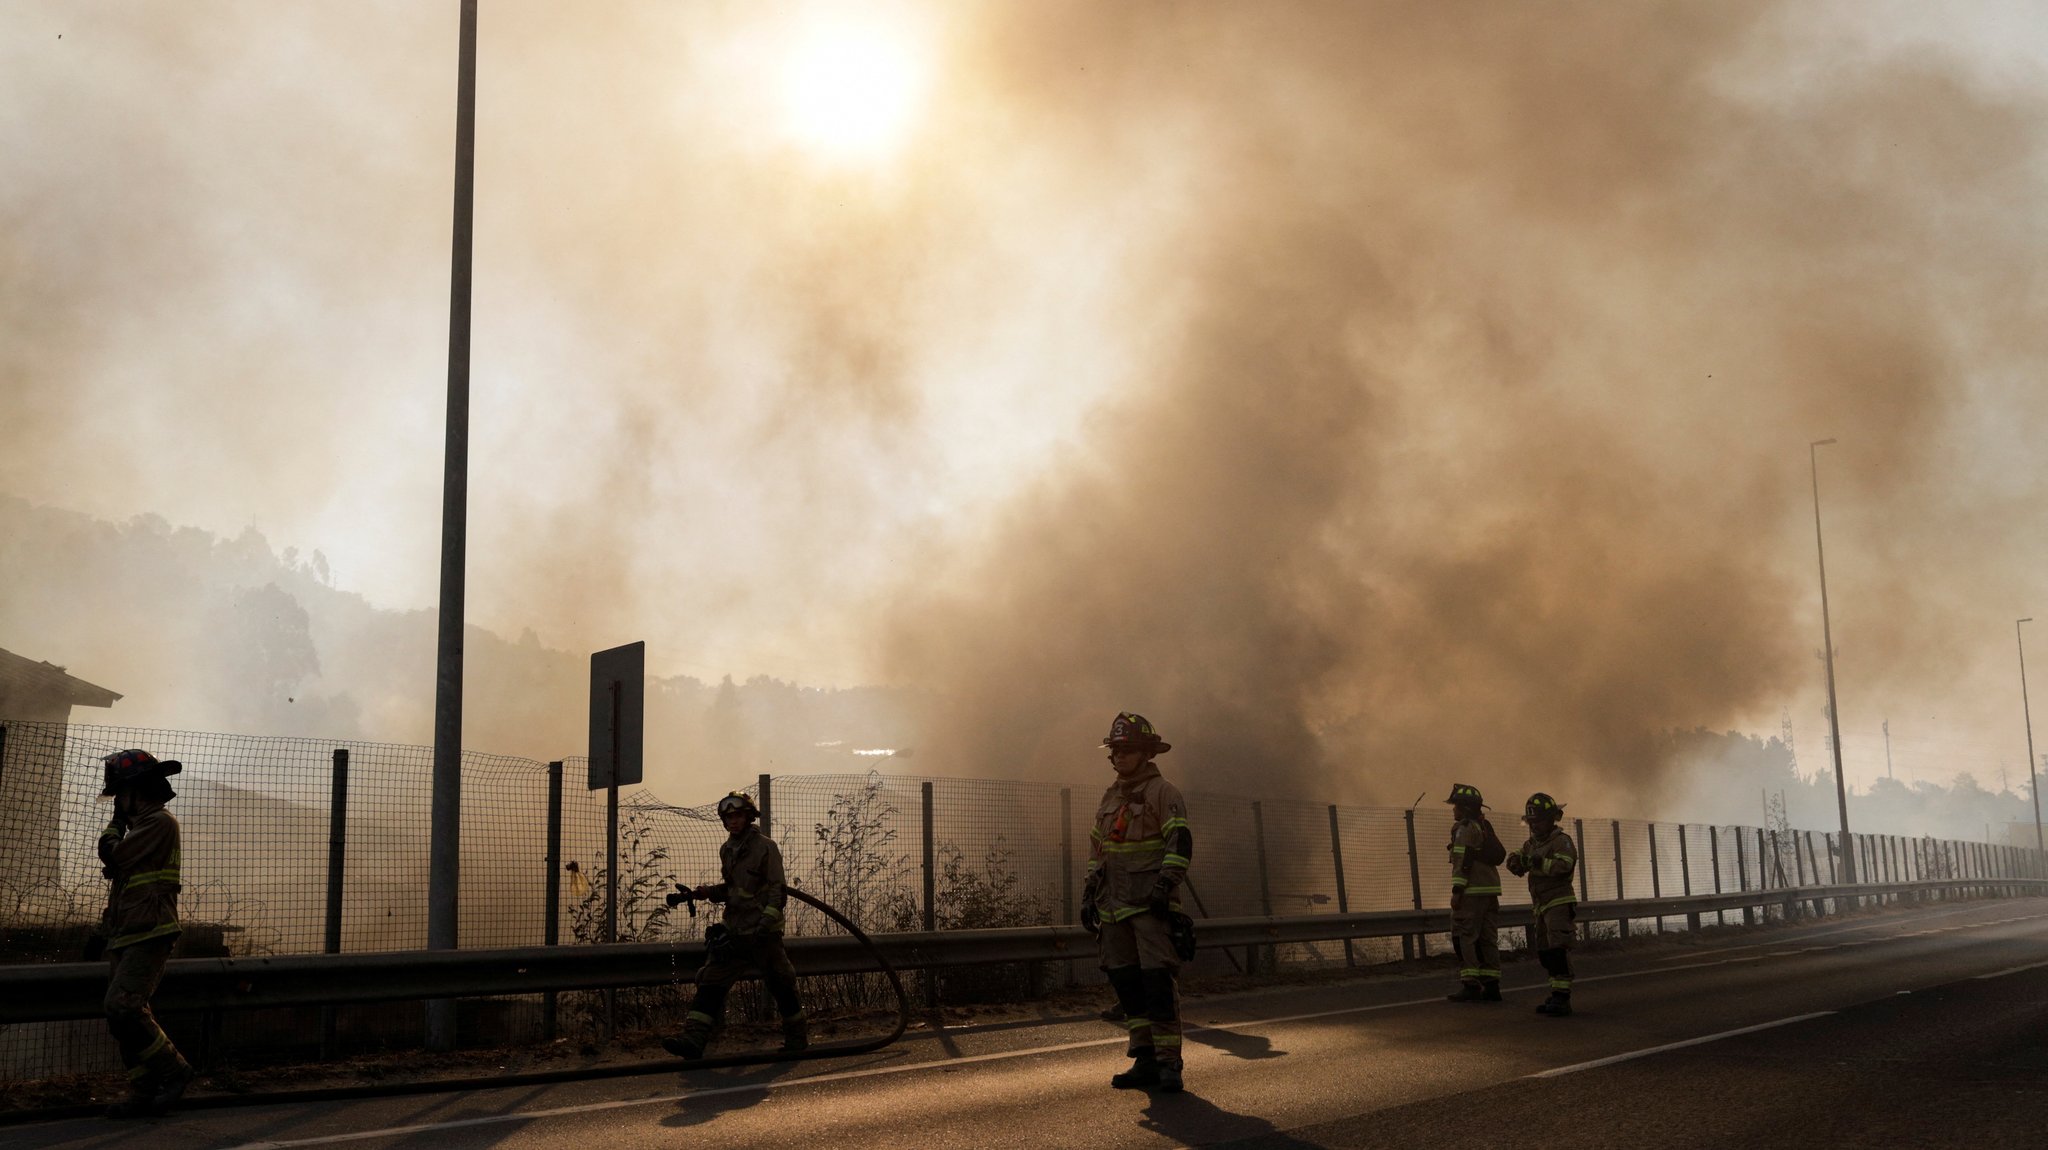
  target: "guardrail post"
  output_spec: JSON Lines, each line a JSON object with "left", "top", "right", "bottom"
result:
{"left": 1405, "top": 809, "right": 1424, "bottom": 959}
{"left": 1328, "top": 805, "right": 1354, "bottom": 968}
{"left": 1679, "top": 824, "right": 1699, "bottom": 933}
{"left": 1806, "top": 832, "right": 1826, "bottom": 917}
{"left": 320, "top": 748, "right": 350, "bottom": 1059}
{"left": 1252, "top": 800, "right": 1273, "bottom": 972}
{"left": 542, "top": 759, "right": 563, "bottom": 1041}
{"left": 1736, "top": 830, "right": 1753, "bottom": 926}
{"left": 922, "top": 780, "right": 938, "bottom": 1006}
{"left": 1648, "top": 824, "right": 1662, "bottom": 933}
{"left": 1612, "top": 821, "right": 1628, "bottom": 939}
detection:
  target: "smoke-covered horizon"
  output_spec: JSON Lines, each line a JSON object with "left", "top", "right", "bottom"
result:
{"left": 6, "top": 2, "right": 2048, "bottom": 813}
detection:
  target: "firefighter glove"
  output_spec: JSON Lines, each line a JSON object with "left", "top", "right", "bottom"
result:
{"left": 1505, "top": 853, "right": 1528, "bottom": 877}
{"left": 1145, "top": 878, "right": 1177, "bottom": 910}
{"left": 1080, "top": 902, "right": 1101, "bottom": 936}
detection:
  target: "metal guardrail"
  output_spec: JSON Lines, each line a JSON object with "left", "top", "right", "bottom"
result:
{"left": 4, "top": 878, "right": 2042, "bottom": 1025}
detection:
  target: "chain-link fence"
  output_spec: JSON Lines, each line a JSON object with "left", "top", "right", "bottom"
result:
{"left": 5, "top": 719, "right": 2045, "bottom": 1083}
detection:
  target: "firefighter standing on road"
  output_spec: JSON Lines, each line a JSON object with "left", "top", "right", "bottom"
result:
{"left": 94, "top": 749, "right": 196, "bottom": 1118}
{"left": 1083, "top": 713, "right": 1192, "bottom": 1094}
{"left": 1444, "top": 783, "right": 1504, "bottom": 1002}
{"left": 661, "top": 791, "right": 808, "bottom": 1060}
{"left": 1505, "top": 793, "right": 1579, "bottom": 1016}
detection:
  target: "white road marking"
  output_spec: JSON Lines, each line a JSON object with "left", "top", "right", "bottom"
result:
{"left": 1527, "top": 1012, "right": 1835, "bottom": 1078}
{"left": 1971, "top": 958, "right": 2048, "bottom": 980}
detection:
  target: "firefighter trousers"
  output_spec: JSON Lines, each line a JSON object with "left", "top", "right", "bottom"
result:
{"left": 1100, "top": 914, "right": 1182, "bottom": 1069}
{"left": 1450, "top": 894, "right": 1500, "bottom": 985}
{"left": 682, "top": 934, "right": 804, "bottom": 1045}
{"left": 105, "top": 936, "right": 188, "bottom": 1091}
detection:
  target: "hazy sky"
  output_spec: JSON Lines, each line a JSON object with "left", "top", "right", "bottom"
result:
{"left": 6, "top": 1, "right": 2048, "bottom": 801}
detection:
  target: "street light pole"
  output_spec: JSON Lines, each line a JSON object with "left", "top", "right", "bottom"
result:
{"left": 1810, "top": 438, "right": 1854, "bottom": 883}
{"left": 427, "top": 0, "right": 479, "bottom": 1053}
{"left": 2018, "top": 618, "right": 2042, "bottom": 852}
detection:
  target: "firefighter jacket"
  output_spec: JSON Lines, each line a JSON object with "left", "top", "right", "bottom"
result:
{"left": 1512, "top": 826, "right": 1579, "bottom": 914}
{"left": 98, "top": 801, "right": 182, "bottom": 951}
{"left": 1087, "top": 763, "right": 1192, "bottom": 923}
{"left": 705, "top": 825, "right": 788, "bottom": 937}
{"left": 1447, "top": 816, "right": 1501, "bottom": 897}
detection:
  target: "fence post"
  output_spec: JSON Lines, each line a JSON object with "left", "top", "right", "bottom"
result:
{"left": 1060, "top": 788, "right": 1074, "bottom": 924}
{"left": 1404, "top": 809, "right": 1424, "bottom": 960}
{"left": 922, "top": 781, "right": 937, "bottom": 1005}
{"left": 1647, "top": 824, "right": 1662, "bottom": 934}
{"left": 1736, "top": 829, "right": 1753, "bottom": 926}
{"left": 1709, "top": 827, "right": 1723, "bottom": 925}
{"left": 1612, "top": 821, "right": 1628, "bottom": 940}
{"left": 1252, "top": 801, "right": 1273, "bottom": 972}
{"left": 320, "top": 748, "right": 350, "bottom": 1059}
{"left": 758, "top": 773, "right": 772, "bottom": 840}
{"left": 1328, "top": 805, "right": 1354, "bottom": 967}
{"left": 0, "top": 722, "right": 8, "bottom": 793}
{"left": 1679, "top": 825, "right": 1699, "bottom": 933}
{"left": 542, "top": 759, "right": 563, "bottom": 1041}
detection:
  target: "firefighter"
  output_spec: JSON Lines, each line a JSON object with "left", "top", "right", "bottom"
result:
{"left": 94, "top": 749, "right": 195, "bottom": 1118}
{"left": 1082, "top": 712, "right": 1192, "bottom": 1093}
{"left": 1444, "top": 783, "right": 1503, "bottom": 1002}
{"left": 1505, "top": 793, "right": 1578, "bottom": 1016}
{"left": 660, "top": 791, "right": 807, "bottom": 1060}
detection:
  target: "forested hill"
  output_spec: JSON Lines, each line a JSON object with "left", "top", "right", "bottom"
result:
{"left": 0, "top": 496, "right": 927, "bottom": 793}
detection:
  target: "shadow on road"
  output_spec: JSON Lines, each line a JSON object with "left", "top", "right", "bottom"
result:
{"left": 658, "top": 1062, "right": 802, "bottom": 1130}
{"left": 1138, "top": 1090, "right": 1329, "bottom": 1149}
{"left": 1189, "top": 1025, "right": 1286, "bottom": 1061}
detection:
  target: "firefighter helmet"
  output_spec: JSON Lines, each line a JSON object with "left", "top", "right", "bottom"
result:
{"left": 100, "top": 749, "right": 182, "bottom": 797}
{"left": 715, "top": 791, "right": 760, "bottom": 821}
{"left": 1523, "top": 792, "right": 1565, "bottom": 821}
{"left": 1100, "top": 712, "right": 1171, "bottom": 754}
{"left": 1443, "top": 782, "right": 1484, "bottom": 808}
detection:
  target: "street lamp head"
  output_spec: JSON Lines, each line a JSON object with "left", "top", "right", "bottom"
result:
{"left": 2022, "top": 618, "right": 2034, "bottom": 625}
{"left": 1811, "top": 438, "right": 1837, "bottom": 448}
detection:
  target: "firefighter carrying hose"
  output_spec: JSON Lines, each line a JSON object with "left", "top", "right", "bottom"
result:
{"left": 661, "top": 791, "right": 808, "bottom": 1060}
{"left": 1505, "top": 793, "right": 1578, "bottom": 1016}
{"left": 1444, "top": 783, "right": 1504, "bottom": 1002}
{"left": 92, "top": 749, "right": 195, "bottom": 1118}
{"left": 1082, "top": 712, "right": 1192, "bottom": 1094}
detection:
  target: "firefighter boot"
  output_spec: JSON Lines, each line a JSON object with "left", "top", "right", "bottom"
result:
{"left": 1536, "top": 993, "right": 1573, "bottom": 1017}
{"left": 781, "top": 1015, "right": 809, "bottom": 1053}
{"left": 1155, "top": 1063, "right": 1184, "bottom": 1094}
{"left": 106, "top": 1088, "right": 156, "bottom": 1120}
{"left": 1111, "top": 1053, "right": 1161, "bottom": 1090}
{"left": 1480, "top": 980, "right": 1502, "bottom": 1003}
{"left": 147, "top": 1058, "right": 194, "bottom": 1116}
{"left": 1445, "top": 982, "right": 1486, "bottom": 1003}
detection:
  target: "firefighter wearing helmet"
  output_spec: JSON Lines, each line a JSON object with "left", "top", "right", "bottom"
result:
{"left": 1443, "top": 783, "right": 1505, "bottom": 1002}
{"left": 93, "top": 749, "right": 196, "bottom": 1118}
{"left": 660, "top": 790, "right": 807, "bottom": 1060}
{"left": 1504, "top": 793, "right": 1579, "bottom": 1016}
{"left": 1083, "top": 712, "right": 1193, "bottom": 1093}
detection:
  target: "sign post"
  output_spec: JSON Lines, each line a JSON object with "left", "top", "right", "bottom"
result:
{"left": 589, "top": 642, "right": 643, "bottom": 1038}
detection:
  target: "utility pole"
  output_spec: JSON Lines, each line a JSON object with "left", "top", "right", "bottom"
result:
{"left": 1883, "top": 719, "right": 1892, "bottom": 780}
{"left": 1809, "top": 438, "right": 1854, "bottom": 882}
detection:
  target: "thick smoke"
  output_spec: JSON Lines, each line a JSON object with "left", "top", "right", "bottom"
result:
{"left": 872, "top": 2, "right": 2048, "bottom": 807}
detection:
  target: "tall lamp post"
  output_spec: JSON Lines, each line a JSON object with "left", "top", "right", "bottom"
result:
{"left": 1810, "top": 438, "right": 1854, "bottom": 883}
{"left": 2018, "top": 618, "right": 2043, "bottom": 852}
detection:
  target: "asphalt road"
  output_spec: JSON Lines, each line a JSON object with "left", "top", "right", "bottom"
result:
{"left": 7, "top": 896, "right": 2046, "bottom": 1150}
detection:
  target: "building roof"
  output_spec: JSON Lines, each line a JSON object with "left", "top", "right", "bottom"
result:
{"left": 0, "top": 647, "right": 122, "bottom": 708}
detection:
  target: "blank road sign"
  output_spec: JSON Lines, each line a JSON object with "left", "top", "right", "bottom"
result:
{"left": 588, "top": 641, "right": 645, "bottom": 790}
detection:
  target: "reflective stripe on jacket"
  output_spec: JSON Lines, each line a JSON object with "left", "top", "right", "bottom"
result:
{"left": 1448, "top": 817, "right": 1501, "bottom": 896}
{"left": 1088, "top": 765, "right": 1191, "bottom": 923}
{"left": 1514, "top": 827, "right": 1578, "bottom": 912}
{"left": 709, "top": 826, "right": 788, "bottom": 937}
{"left": 101, "top": 804, "right": 182, "bottom": 951}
